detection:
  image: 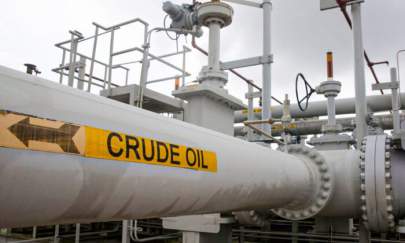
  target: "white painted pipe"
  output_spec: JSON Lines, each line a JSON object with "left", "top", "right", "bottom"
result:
{"left": 0, "top": 66, "right": 315, "bottom": 228}
{"left": 234, "top": 93, "right": 405, "bottom": 123}
{"left": 327, "top": 96, "right": 336, "bottom": 126}
{"left": 391, "top": 68, "right": 401, "bottom": 135}
{"left": 261, "top": 0, "right": 272, "bottom": 135}
{"left": 208, "top": 22, "right": 221, "bottom": 71}
{"left": 234, "top": 114, "right": 401, "bottom": 137}
{"left": 351, "top": 3, "right": 368, "bottom": 147}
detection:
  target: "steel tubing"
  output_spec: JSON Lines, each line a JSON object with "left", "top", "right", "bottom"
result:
{"left": 0, "top": 66, "right": 316, "bottom": 228}
{"left": 234, "top": 93, "right": 405, "bottom": 123}
{"left": 234, "top": 114, "right": 401, "bottom": 137}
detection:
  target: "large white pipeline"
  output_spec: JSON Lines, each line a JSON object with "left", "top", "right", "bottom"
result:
{"left": 0, "top": 66, "right": 318, "bottom": 228}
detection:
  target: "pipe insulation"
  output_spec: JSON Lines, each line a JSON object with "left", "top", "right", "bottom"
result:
{"left": 234, "top": 93, "right": 405, "bottom": 123}
{"left": 0, "top": 66, "right": 325, "bottom": 228}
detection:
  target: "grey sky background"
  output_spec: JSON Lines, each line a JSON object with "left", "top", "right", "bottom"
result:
{"left": 0, "top": 0, "right": 404, "bottom": 106}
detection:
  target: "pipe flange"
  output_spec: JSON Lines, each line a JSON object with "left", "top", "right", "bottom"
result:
{"left": 272, "top": 145, "right": 334, "bottom": 220}
{"left": 360, "top": 135, "right": 396, "bottom": 232}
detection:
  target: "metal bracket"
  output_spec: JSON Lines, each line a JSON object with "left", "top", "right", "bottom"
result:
{"left": 221, "top": 55, "right": 273, "bottom": 70}
{"left": 372, "top": 82, "right": 399, "bottom": 91}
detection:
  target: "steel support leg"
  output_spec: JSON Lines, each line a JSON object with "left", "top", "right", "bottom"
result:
{"left": 262, "top": 0, "right": 272, "bottom": 135}
{"left": 352, "top": 3, "right": 368, "bottom": 147}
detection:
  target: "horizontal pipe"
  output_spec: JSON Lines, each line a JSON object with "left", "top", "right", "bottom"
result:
{"left": 0, "top": 66, "right": 315, "bottom": 228}
{"left": 235, "top": 114, "right": 401, "bottom": 137}
{"left": 234, "top": 93, "right": 405, "bottom": 123}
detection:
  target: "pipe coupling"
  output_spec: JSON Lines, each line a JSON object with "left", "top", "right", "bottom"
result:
{"left": 360, "top": 135, "right": 396, "bottom": 232}
{"left": 272, "top": 145, "right": 334, "bottom": 220}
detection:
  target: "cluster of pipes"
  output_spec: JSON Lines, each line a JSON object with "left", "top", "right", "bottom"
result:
{"left": 0, "top": 0, "right": 404, "bottom": 242}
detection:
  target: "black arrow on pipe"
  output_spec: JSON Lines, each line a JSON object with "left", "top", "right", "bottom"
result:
{"left": 8, "top": 118, "right": 80, "bottom": 154}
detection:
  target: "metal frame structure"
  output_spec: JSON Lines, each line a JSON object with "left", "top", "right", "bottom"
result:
{"left": 53, "top": 19, "right": 191, "bottom": 99}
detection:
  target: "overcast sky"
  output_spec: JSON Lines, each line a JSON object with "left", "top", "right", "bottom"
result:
{"left": 1, "top": 0, "right": 404, "bottom": 105}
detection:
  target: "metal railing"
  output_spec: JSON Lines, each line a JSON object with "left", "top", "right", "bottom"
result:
{"left": 53, "top": 18, "right": 191, "bottom": 98}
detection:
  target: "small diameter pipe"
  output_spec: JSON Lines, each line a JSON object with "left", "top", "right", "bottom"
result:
{"left": 391, "top": 68, "right": 400, "bottom": 135}
{"left": 208, "top": 22, "right": 221, "bottom": 70}
{"left": 247, "top": 84, "right": 254, "bottom": 141}
{"left": 75, "top": 224, "right": 80, "bottom": 243}
{"left": 327, "top": 96, "right": 336, "bottom": 126}
{"left": 261, "top": 0, "right": 272, "bottom": 135}
{"left": 107, "top": 29, "right": 115, "bottom": 92}
{"left": 87, "top": 26, "right": 99, "bottom": 92}
{"left": 351, "top": 3, "right": 368, "bottom": 146}
{"left": 234, "top": 93, "right": 405, "bottom": 123}
{"left": 326, "top": 52, "right": 336, "bottom": 126}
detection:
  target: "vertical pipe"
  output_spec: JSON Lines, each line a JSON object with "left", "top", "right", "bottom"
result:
{"left": 262, "top": 0, "right": 272, "bottom": 135}
{"left": 137, "top": 25, "right": 150, "bottom": 108}
{"left": 397, "top": 50, "right": 405, "bottom": 85}
{"left": 54, "top": 225, "right": 60, "bottom": 243}
{"left": 122, "top": 220, "right": 129, "bottom": 243}
{"left": 68, "top": 34, "right": 77, "bottom": 87}
{"left": 391, "top": 68, "right": 400, "bottom": 135}
{"left": 182, "top": 45, "right": 187, "bottom": 87}
{"left": 125, "top": 69, "right": 129, "bottom": 86}
{"left": 327, "top": 96, "right": 336, "bottom": 126}
{"left": 138, "top": 44, "right": 150, "bottom": 108}
{"left": 292, "top": 221, "right": 298, "bottom": 243}
{"left": 107, "top": 29, "right": 115, "bottom": 92}
{"left": 351, "top": 3, "right": 367, "bottom": 147}
{"left": 77, "top": 56, "right": 86, "bottom": 90}
{"left": 208, "top": 22, "right": 221, "bottom": 71}
{"left": 59, "top": 50, "right": 66, "bottom": 84}
{"left": 247, "top": 84, "right": 254, "bottom": 141}
{"left": 87, "top": 26, "right": 99, "bottom": 92}
{"left": 75, "top": 223, "right": 80, "bottom": 243}
{"left": 32, "top": 226, "right": 37, "bottom": 239}
{"left": 103, "top": 65, "right": 108, "bottom": 89}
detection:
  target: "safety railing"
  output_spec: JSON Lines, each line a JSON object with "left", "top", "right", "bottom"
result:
{"left": 53, "top": 18, "right": 191, "bottom": 96}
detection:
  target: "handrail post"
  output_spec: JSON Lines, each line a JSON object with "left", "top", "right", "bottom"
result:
{"left": 107, "top": 29, "right": 115, "bottom": 93}
{"left": 88, "top": 25, "right": 100, "bottom": 92}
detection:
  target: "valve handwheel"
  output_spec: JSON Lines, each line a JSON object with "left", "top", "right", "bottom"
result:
{"left": 295, "top": 73, "right": 315, "bottom": 112}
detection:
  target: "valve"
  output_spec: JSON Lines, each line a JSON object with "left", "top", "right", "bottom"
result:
{"left": 295, "top": 73, "right": 315, "bottom": 112}
{"left": 162, "top": 1, "right": 203, "bottom": 37}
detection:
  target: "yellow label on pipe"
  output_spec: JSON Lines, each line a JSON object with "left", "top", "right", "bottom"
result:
{"left": 0, "top": 111, "right": 217, "bottom": 173}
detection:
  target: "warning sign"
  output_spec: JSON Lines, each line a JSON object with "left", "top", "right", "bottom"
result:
{"left": 0, "top": 111, "right": 217, "bottom": 172}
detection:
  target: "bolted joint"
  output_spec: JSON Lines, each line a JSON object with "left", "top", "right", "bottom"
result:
{"left": 272, "top": 145, "right": 334, "bottom": 221}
